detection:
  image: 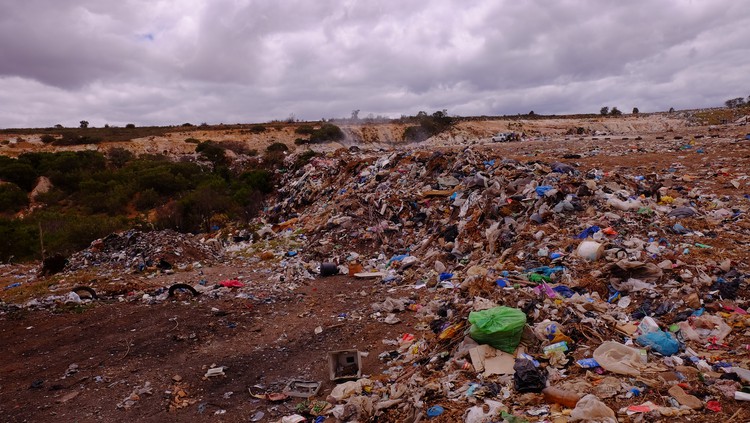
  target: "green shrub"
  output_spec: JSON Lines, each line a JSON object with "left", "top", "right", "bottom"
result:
{"left": 310, "top": 124, "right": 344, "bottom": 143}
{"left": 196, "top": 141, "right": 227, "bottom": 167}
{"left": 135, "top": 188, "right": 160, "bottom": 211}
{"left": 185, "top": 137, "right": 201, "bottom": 144}
{"left": 0, "top": 184, "right": 29, "bottom": 213}
{"left": 249, "top": 125, "right": 267, "bottom": 133}
{"left": 294, "top": 138, "right": 309, "bottom": 145}
{"left": 52, "top": 133, "right": 102, "bottom": 146}
{"left": 107, "top": 147, "right": 134, "bottom": 168}
{"left": 0, "top": 218, "right": 38, "bottom": 262}
{"left": 0, "top": 161, "right": 38, "bottom": 191}
{"left": 295, "top": 125, "right": 315, "bottom": 135}
{"left": 40, "top": 134, "right": 56, "bottom": 144}
{"left": 266, "top": 142, "right": 289, "bottom": 153}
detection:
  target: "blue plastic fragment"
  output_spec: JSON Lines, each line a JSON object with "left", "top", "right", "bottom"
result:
{"left": 552, "top": 285, "right": 575, "bottom": 298}
{"left": 577, "top": 225, "right": 601, "bottom": 239}
{"left": 535, "top": 185, "right": 554, "bottom": 196}
{"left": 427, "top": 405, "right": 444, "bottom": 418}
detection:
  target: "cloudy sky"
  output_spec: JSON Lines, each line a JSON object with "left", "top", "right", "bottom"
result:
{"left": 1, "top": 0, "right": 748, "bottom": 128}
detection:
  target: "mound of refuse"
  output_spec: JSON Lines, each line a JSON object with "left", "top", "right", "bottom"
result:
{"left": 66, "top": 229, "right": 223, "bottom": 272}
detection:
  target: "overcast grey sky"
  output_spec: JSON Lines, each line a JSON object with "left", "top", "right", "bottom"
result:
{"left": 1, "top": 0, "right": 748, "bottom": 128}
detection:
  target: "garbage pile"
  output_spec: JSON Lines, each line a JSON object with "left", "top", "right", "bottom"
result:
{"left": 250, "top": 147, "right": 750, "bottom": 421}
{"left": 65, "top": 229, "right": 223, "bottom": 272}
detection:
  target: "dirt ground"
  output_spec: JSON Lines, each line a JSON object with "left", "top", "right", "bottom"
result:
{"left": 0, "top": 268, "right": 427, "bottom": 422}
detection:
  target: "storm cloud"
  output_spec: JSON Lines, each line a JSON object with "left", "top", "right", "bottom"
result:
{"left": 1, "top": 0, "right": 748, "bottom": 128}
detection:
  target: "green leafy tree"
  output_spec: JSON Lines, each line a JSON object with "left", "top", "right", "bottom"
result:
{"left": 79, "top": 120, "right": 89, "bottom": 128}
{"left": 600, "top": 106, "right": 609, "bottom": 115}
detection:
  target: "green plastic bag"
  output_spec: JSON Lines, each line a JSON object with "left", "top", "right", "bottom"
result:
{"left": 468, "top": 306, "right": 527, "bottom": 353}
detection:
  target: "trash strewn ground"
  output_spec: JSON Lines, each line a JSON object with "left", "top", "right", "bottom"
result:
{"left": 1, "top": 117, "right": 750, "bottom": 422}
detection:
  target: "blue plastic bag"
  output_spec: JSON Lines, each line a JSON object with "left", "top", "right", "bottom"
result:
{"left": 636, "top": 330, "right": 679, "bottom": 356}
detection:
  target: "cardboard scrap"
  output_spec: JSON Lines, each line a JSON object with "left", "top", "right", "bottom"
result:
{"left": 469, "top": 344, "right": 515, "bottom": 376}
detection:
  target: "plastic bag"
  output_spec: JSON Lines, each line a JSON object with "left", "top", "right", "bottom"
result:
{"left": 678, "top": 314, "right": 731, "bottom": 343}
{"left": 468, "top": 306, "right": 526, "bottom": 353}
{"left": 513, "top": 358, "right": 546, "bottom": 393}
{"left": 636, "top": 331, "right": 679, "bottom": 356}
{"left": 593, "top": 341, "right": 645, "bottom": 376}
{"left": 570, "top": 394, "right": 616, "bottom": 422}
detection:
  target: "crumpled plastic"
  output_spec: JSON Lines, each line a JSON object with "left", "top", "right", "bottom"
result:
{"left": 593, "top": 341, "right": 645, "bottom": 376}
{"left": 570, "top": 394, "right": 617, "bottom": 423}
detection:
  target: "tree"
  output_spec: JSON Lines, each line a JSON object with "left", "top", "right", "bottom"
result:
{"left": 125, "top": 123, "right": 136, "bottom": 129}
{"left": 725, "top": 97, "right": 746, "bottom": 108}
{"left": 669, "top": 107, "right": 675, "bottom": 113}
{"left": 600, "top": 106, "right": 609, "bottom": 115}
{"left": 632, "top": 107, "right": 639, "bottom": 114}
{"left": 351, "top": 109, "right": 360, "bottom": 120}
{"left": 79, "top": 120, "right": 89, "bottom": 128}
{"left": 609, "top": 107, "right": 622, "bottom": 116}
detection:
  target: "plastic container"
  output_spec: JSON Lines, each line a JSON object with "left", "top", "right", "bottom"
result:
{"left": 542, "top": 386, "right": 581, "bottom": 408}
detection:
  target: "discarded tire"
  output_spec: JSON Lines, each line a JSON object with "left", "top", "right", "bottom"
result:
{"left": 319, "top": 263, "right": 338, "bottom": 277}
{"left": 168, "top": 283, "right": 199, "bottom": 297}
{"left": 71, "top": 286, "right": 97, "bottom": 300}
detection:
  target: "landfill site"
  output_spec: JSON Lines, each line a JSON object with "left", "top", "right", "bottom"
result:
{"left": 2, "top": 111, "right": 750, "bottom": 423}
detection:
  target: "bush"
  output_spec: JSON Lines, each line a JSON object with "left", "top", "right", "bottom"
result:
{"left": 266, "top": 142, "right": 289, "bottom": 153}
{"left": 0, "top": 161, "right": 38, "bottom": 191}
{"left": 125, "top": 123, "right": 136, "bottom": 129}
{"left": 310, "top": 124, "right": 344, "bottom": 143}
{"left": 185, "top": 137, "right": 200, "bottom": 144}
{"left": 52, "top": 133, "right": 103, "bottom": 146}
{"left": 40, "top": 134, "right": 56, "bottom": 144}
{"left": 249, "top": 125, "right": 267, "bottom": 133}
{"left": 295, "top": 125, "right": 315, "bottom": 135}
{"left": 0, "top": 218, "right": 38, "bottom": 262}
{"left": 237, "top": 169, "right": 273, "bottom": 194}
{"left": 610, "top": 107, "right": 622, "bottom": 116}
{"left": 135, "top": 188, "right": 160, "bottom": 211}
{"left": 196, "top": 141, "right": 228, "bottom": 168}
{"left": 600, "top": 106, "right": 609, "bottom": 115}
{"left": 294, "top": 137, "right": 309, "bottom": 145}
{"left": 0, "top": 184, "right": 29, "bottom": 213}
{"left": 107, "top": 147, "right": 134, "bottom": 168}
{"left": 403, "top": 110, "right": 453, "bottom": 142}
